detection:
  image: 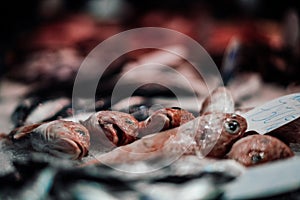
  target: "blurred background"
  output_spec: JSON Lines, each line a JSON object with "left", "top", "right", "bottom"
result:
{"left": 0, "top": 0, "right": 299, "bottom": 84}
{"left": 0, "top": 0, "right": 299, "bottom": 132}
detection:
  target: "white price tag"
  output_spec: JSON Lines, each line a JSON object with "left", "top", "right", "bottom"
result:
{"left": 242, "top": 93, "right": 300, "bottom": 134}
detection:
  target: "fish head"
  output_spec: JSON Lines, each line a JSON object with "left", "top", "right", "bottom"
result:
{"left": 97, "top": 111, "right": 139, "bottom": 146}
{"left": 33, "top": 120, "right": 90, "bottom": 160}
{"left": 139, "top": 107, "right": 195, "bottom": 137}
{"left": 195, "top": 113, "right": 247, "bottom": 158}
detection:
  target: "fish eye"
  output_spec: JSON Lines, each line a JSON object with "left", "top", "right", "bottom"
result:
{"left": 251, "top": 153, "right": 264, "bottom": 164}
{"left": 224, "top": 120, "right": 240, "bottom": 134}
{"left": 76, "top": 129, "right": 86, "bottom": 136}
{"left": 125, "top": 118, "right": 134, "bottom": 125}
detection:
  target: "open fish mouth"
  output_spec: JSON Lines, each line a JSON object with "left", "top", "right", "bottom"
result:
{"left": 45, "top": 138, "right": 87, "bottom": 160}
{"left": 100, "top": 123, "right": 135, "bottom": 146}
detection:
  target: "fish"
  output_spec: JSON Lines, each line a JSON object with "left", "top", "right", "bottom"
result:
{"left": 5, "top": 120, "right": 90, "bottom": 160}
{"left": 227, "top": 135, "right": 294, "bottom": 167}
{"left": 197, "top": 113, "right": 247, "bottom": 158}
{"left": 138, "top": 107, "right": 195, "bottom": 137}
{"left": 81, "top": 111, "right": 139, "bottom": 152}
{"left": 83, "top": 113, "right": 247, "bottom": 166}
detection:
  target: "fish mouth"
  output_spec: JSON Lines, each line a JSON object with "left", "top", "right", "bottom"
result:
{"left": 100, "top": 123, "right": 134, "bottom": 146}
{"left": 73, "top": 140, "right": 88, "bottom": 158}
{"left": 47, "top": 138, "right": 88, "bottom": 160}
{"left": 116, "top": 124, "right": 137, "bottom": 146}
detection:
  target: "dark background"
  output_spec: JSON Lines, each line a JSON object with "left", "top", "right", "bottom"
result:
{"left": 0, "top": 0, "right": 299, "bottom": 83}
{"left": 1, "top": 0, "right": 298, "bottom": 49}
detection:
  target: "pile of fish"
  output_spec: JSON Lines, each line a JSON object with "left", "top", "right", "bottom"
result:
{"left": 1, "top": 9, "right": 299, "bottom": 198}
{"left": 1, "top": 3, "right": 300, "bottom": 199}
{"left": 1, "top": 85, "right": 299, "bottom": 199}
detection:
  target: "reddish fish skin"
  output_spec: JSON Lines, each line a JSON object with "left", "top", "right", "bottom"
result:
{"left": 138, "top": 107, "right": 195, "bottom": 137}
{"left": 84, "top": 113, "right": 247, "bottom": 166}
{"left": 6, "top": 120, "right": 90, "bottom": 160}
{"left": 227, "top": 135, "right": 294, "bottom": 167}
{"left": 81, "top": 111, "right": 139, "bottom": 147}
{"left": 204, "top": 113, "right": 247, "bottom": 158}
